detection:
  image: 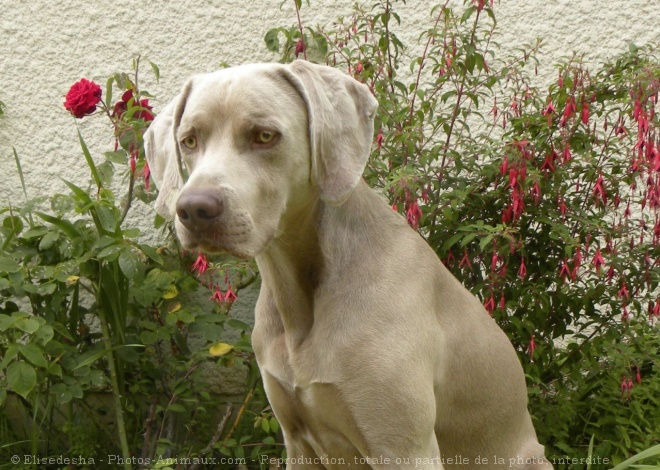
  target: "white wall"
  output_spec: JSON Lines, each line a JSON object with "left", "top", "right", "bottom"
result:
{"left": 1, "top": 0, "right": 658, "bottom": 234}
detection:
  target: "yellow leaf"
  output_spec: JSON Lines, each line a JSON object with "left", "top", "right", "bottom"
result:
{"left": 167, "top": 302, "right": 181, "bottom": 313}
{"left": 163, "top": 284, "right": 178, "bottom": 299}
{"left": 66, "top": 275, "right": 80, "bottom": 286}
{"left": 209, "top": 343, "right": 233, "bottom": 357}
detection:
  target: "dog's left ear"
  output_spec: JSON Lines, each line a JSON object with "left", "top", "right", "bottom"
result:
{"left": 144, "top": 87, "right": 190, "bottom": 218}
{"left": 284, "top": 60, "right": 378, "bottom": 206}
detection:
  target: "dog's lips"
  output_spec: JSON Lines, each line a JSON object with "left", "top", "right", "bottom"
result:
{"left": 177, "top": 224, "right": 255, "bottom": 259}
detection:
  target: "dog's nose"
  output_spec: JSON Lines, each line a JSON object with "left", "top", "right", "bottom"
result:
{"left": 176, "top": 190, "right": 224, "bottom": 230}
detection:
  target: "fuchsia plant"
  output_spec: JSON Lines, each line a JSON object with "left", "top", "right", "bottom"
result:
{"left": 266, "top": 0, "right": 660, "bottom": 464}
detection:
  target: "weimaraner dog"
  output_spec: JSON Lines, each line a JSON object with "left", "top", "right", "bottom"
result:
{"left": 145, "top": 60, "right": 553, "bottom": 469}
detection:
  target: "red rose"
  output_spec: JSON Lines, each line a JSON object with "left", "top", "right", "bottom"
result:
{"left": 113, "top": 90, "right": 154, "bottom": 122}
{"left": 64, "top": 78, "right": 102, "bottom": 118}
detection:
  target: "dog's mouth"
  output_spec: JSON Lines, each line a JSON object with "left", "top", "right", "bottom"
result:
{"left": 175, "top": 222, "right": 256, "bottom": 260}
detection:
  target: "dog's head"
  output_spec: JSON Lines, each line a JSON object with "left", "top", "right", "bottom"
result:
{"left": 145, "top": 61, "right": 378, "bottom": 258}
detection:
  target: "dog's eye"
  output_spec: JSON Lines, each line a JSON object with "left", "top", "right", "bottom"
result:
{"left": 255, "top": 130, "right": 276, "bottom": 145}
{"left": 182, "top": 136, "right": 197, "bottom": 150}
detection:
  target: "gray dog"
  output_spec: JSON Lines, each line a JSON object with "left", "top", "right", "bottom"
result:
{"left": 145, "top": 60, "right": 552, "bottom": 469}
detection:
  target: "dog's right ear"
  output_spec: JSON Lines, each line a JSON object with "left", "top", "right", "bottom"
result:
{"left": 144, "top": 81, "right": 192, "bottom": 218}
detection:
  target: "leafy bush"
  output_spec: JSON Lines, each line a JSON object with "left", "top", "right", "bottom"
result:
{"left": 267, "top": 0, "right": 659, "bottom": 466}
{"left": 0, "top": 60, "right": 281, "bottom": 469}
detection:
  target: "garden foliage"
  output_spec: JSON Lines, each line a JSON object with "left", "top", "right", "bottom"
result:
{"left": 0, "top": 0, "right": 659, "bottom": 468}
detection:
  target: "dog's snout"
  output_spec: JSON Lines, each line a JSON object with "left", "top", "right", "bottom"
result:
{"left": 176, "top": 190, "right": 224, "bottom": 230}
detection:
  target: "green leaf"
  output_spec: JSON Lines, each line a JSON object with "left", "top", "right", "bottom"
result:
{"left": 0, "top": 345, "right": 18, "bottom": 369}
{"left": 611, "top": 444, "right": 660, "bottom": 470}
{"left": 264, "top": 29, "right": 280, "bottom": 52}
{"left": 15, "top": 317, "right": 40, "bottom": 334}
{"left": 18, "top": 343, "right": 49, "bottom": 369}
{"left": 269, "top": 417, "right": 279, "bottom": 434}
{"left": 227, "top": 319, "right": 252, "bottom": 331}
{"left": 167, "top": 403, "right": 187, "bottom": 413}
{"left": 7, "top": 361, "right": 37, "bottom": 398}
{"left": 78, "top": 130, "right": 103, "bottom": 189}
{"left": 105, "top": 76, "right": 114, "bottom": 109}
{"left": 98, "top": 244, "right": 123, "bottom": 260}
{"left": 149, "top": 60, "right": 160, "bottom": 82}
{"left": 139, "top": 244, "right": 163, "bottom": 265}
{"left": 72, "top": 344, "right": 143, "bottom": 371}
{"left": 38, "top": 231, "right": 59, "bottom": 250}
{"left": 0, "top": 256, "right": 21, "bottom": 273}
{"left": 104, "top": 151, "right": 128, "bottom": 164}
{"left": 62, "top": 179, "right": 92, "bottom": 205}
{"left": 22, "top": 226, "right": 49, "bottom": 239}
{"left": 3, "top": 215, "right": 23, "bottom": 234}
{"left": 261, "top": 417, "right": 270, "bottom": 433}
{"left": 441, "top": 232, "right": 463, "bottom": 252}
{"left": 122, "top": 228, "right": 140, "bottom": 238}
{"left": 97, "top": 161, "right": 115, "bottom": 187}
{"left": 118, "top": 248, "right": 140, "bottom": 279}
{"left": 140, "top": 330, "right": 158, "bottom": 345}
{"left": 12, "top": 147, "right": 31, "bottom": 215}
{"left": 96, "top": 204, "right": 118, "bottom": 233}
{"left": 36, "top": 212, "right": 81, "bottom": 239}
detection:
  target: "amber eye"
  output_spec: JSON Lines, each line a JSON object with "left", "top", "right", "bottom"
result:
{"left": 255, "top": 130, "right": 276, "bottom": 144}
{"left": 182, "top": 135, "right": 197, "bottom": 149}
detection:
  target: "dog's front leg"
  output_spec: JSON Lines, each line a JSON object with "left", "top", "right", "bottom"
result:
{"left": 279, "top": 434, "right": 327, "bottom": 470}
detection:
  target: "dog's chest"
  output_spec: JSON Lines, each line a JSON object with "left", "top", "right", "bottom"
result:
{"left": 261, "top": 365, "right": 369, "bottom": 466}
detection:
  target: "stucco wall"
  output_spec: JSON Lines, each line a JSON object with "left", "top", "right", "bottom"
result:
{"left": 1, "top": 1, "right": 658, "bottom": 218}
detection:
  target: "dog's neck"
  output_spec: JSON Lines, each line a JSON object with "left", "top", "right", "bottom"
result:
{"left": 255, "top": 181, "right": 390, "bottom": 348}
{"left": 255, "top": 193, "right": 324, "bottom": 347}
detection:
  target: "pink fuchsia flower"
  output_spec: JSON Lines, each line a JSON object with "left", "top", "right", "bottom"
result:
{"left": 592, "top": 248, "right": 605, "bottom": 276}
{"left": 560, "top": 95, "right": 577, "bottom": 127}
{"left": 618, "top": 280, "right": 630, "bottom": 300}
{"left": 636, "top": 367, "right": 642, "bottom": 385}
{"left": 490, "top": 251, "right": 499, "bottom": 273}
{"left": 559, "top": 259, "right": 572, "bottom": 283}
{"left": 581, "top": 97, "right": 590, "bottom": 125}
{"left": 542, "top": 99, "right": 556, "bottom": 127}
{"left": 511, "top": 188, "right": 525, "bottom": 220}
{"left": 483, "top": 293, "right": 496, "bottom": 316}
{"left": 444, "top": 250, "right": 455, "bottom": 267}
{"left": 500, "top": 155, "right": 508, "bottom": 176}
{"left": 527, "top": 334, "right": 536, "bottom": 359}
{"left": 459, "top": 250, "right": 473, "bottom": 270}
{"left": 191, "top": 252, "right": 210, "bottom": 276}
{"left": 622, "top": 304, "right": 630, "bottom": 322}
{"left": 143, "top": 160, "right": 151, "bottom": 191}
{"left": 210, "top": 285, "right": 224, "bottom": 304}
{"left": 531, "top": 181, "right": 542, "bottom": 204}
{"left": 592, "top": 173, "right": 607, "bottom": 206}
{"left": 129, "top": 152, "right": 137, "bottom": 174}
{"left": 375, "top": 128, "right": 384, "bottom": 150}
{"left": 64, "top": 78, "right": 102, "bottom": 118}
{"left": 224, "top": 284, "right": 238, "bottom": 303}
{"left": 405, "top": 200, "right": 422, "bottom": 229}
{"left": 518, "top": 259, "right": 527, "bottom": 279}
{"left": 562, "top": 144, "right": 572, "bottom": 164}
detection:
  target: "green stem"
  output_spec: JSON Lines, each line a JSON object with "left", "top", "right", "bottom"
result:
{"left": 98, "top": 303, "right": 131, "bottom": 469}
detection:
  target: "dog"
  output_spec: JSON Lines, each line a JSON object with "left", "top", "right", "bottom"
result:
{"left": 145, "top": 60, "right": 553, "bottom": 469}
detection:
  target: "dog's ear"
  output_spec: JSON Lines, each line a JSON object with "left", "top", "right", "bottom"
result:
{"left": 284, "top": 60, "right": 378, "bottom": 206}
{"left": 144, "top": 81, "right": 192, "bottom": 218}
